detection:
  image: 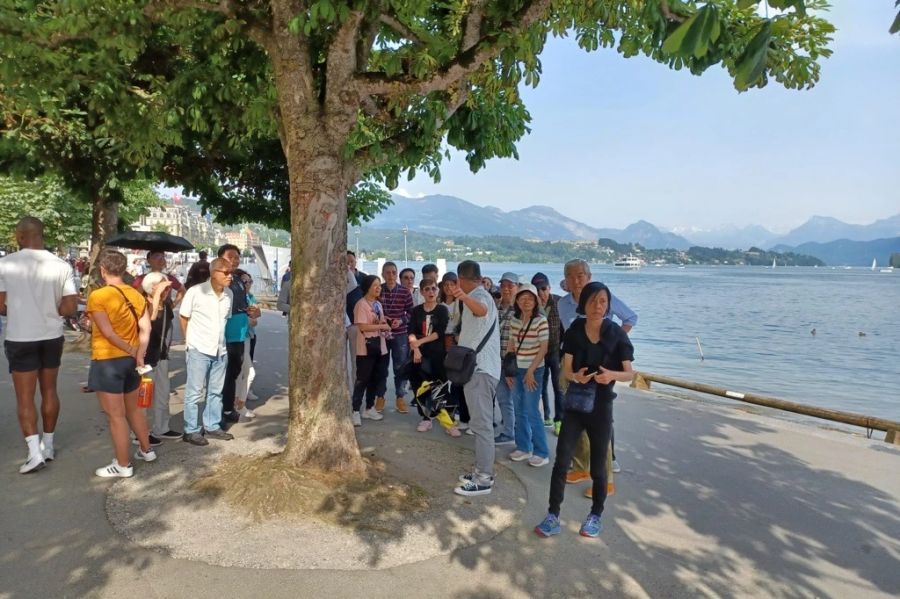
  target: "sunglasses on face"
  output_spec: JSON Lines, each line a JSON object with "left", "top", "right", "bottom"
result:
{"left": 214, "top": 269, "right": 233, "bottom": 275}
{"left": 423, "top": 286, "right": 438, "bottom": 292}
{"left": 537, "top": 286, "right": 549, "bottom": 291}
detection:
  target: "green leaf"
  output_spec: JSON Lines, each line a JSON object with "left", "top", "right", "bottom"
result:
{"left": 662, "top": 12, "right": 698, "bottom": 55}
{"left": 735, "top": 21, "right": 773, "bottom": 91}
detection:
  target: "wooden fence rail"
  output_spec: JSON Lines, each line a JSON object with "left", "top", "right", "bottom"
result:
{"left": 631, "top": 372, "right": 900, "bottom": 445}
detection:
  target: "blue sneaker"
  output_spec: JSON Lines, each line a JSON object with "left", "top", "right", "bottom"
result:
{"left": 534, "top": 513, "right": 561, "bottom": 537}
{"left": 579, "top": 513, "right": 602, "bottom": 538}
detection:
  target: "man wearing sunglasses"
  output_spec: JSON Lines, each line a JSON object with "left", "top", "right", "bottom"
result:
{"left": 179, "top": 258, "right": 236, "bottom": 445}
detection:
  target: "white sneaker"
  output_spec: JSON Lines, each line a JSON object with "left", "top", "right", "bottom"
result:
{"left": 40, "top": 441, "right": 55, "bottom": 462}
{"left": 465, "top": 427, "right": 475, "bottom": 436}
{"left": 95, "top": 460, "right": 134, "bottom": 478}
{"left": 456, "top": 421, "right": 469, "bottom": 431}
{"left": 134, "top": 448, "right": 158, "bottom": 463}
{"left": 508, "top": 450, "right": 532, "bottom": 462}
{"left": 240, "top": 407, "right": 256, "bottom": 419}
{"left": 19, "top": 454, "right": 46, "bottom": 474}
{"left": 612, "top": 460, "right": 621, "bottom": 473}
{"left": 528, "top": 455, "right": 550, "bottom": 468}
{"left": 352, "top": 411, "right": 362, "bottom": 427}
{"left": 362, "top": 408, "right": 383, "bottom": 421}
{"left": 247, "top": 391, "right": 259, "bottom": 401}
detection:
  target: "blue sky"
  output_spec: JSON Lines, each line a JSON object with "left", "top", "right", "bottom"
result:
{"left": 397, "top": 4, "right": 900, "bottom": 233}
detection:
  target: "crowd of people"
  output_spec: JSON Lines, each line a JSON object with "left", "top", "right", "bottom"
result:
{"left": 1, "top": 216, "right": 639, "bottom": 539}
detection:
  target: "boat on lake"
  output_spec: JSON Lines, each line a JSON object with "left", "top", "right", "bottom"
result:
{"left": 614, "top": 255, "right": 643, "bottom": 269}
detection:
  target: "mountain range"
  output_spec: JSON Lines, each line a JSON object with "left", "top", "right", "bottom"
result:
{"left": 369, "top": 194, "right": 900, "bottom": 263}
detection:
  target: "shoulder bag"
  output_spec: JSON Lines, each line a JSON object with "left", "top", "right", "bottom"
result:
{"left": 502, "top": 318, "right": 533, "bottom": 377}
{"left": 444, "top": 318, "right": 496, "bottom": 386}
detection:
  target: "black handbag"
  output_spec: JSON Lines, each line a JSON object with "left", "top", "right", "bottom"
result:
{"left": 502, "top": 318, "right": 533, "bottom": 377}
{"left": 563, "top": 380, "right": 598, "bottom": 414}
{"left": 364, "top": 335, "right": 382, "bottom": 356}
{"left": 444, "top": 319, "right": 496, "bottom": 386}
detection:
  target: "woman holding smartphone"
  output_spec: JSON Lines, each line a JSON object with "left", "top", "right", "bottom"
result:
{"left": 351, "top": 275, "right": 390, "bottom": 426}
{"left": 534, "top": 282, "right": 634, "bottom": 538}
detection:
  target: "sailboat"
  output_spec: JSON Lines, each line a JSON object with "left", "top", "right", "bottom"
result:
{"left": 771, "top": 257, "right": 776, "bottom": 269}
{"left": 871, "top": 258, "right": 877, "bottom": 271}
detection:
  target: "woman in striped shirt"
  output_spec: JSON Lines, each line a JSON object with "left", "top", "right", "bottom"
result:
{"left": 505, "top": 283, "right": 550, "bottom": 467}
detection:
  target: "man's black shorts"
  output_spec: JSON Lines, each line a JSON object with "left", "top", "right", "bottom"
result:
{"left": 4, "top": 336, "right": 65, "bottom": 373}
{"left": 88, "top": 356, "right": 140, "bottom": 395}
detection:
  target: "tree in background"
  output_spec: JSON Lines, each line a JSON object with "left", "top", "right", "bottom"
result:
{"left": 1, "top": 0, "right": 836, "bottom": 478}
{"left": 0, "top": 175, "right": 161, "bottom": 254}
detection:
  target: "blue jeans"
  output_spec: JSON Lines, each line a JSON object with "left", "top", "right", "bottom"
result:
{"left": 183, "top": 347, "right": 227, "bottom": 434}
{"left": 541, "top": 351, "right": 563, "bottom": 422}
{"left": 378, "top": 334, "right": 410, "bottom": 398}
{"left": 496, "top": 377, "right": 514, "bottom": 438}
{"left": 512, "top": 366, "right": 548, "bottom": 459}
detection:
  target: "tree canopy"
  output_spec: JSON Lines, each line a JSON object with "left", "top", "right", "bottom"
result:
{"left": 1, "top": 1, "right": 836, "bottom": 229}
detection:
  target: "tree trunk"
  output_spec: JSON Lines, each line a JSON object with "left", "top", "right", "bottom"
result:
{"left": 86, "top": 195, "right": 118, "bottom": 289}
{"left": 279, "top": 148, "right": 366, "bottom": 474}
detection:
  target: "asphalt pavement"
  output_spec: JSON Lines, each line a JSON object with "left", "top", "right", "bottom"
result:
{"left": 1, "top": 311, "right": 898, "bottom": 599}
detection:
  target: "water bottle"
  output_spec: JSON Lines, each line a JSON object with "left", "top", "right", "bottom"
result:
{"left": 136, "top": 366, "right": 154, "bottom": 408}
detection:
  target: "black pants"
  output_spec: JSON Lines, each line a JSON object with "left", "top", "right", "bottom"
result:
{"left": 353, "top": 353, "right": 389, "bottom": 412}
{"left": 249, "top": 335, "right": 257, "bottom": 361}
{"left": 548, "top": 400, "right": 614, "bottom": 517}
{"left": 541, "top": 351, "right": 563, "bottom": 422}
{"left": 222, "top": 341, "right": 245, "bottom": 413}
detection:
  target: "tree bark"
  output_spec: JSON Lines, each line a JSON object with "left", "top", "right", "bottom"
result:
{"left": 86, "top": 194, "right": 118, "bottom": 289}
{"left": 278, "top": 148, "right": 366, "bottom": 474}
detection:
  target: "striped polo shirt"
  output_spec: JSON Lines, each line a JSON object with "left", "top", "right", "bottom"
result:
{"left": 508, "top": 314, "right": 549, "bottom": 369}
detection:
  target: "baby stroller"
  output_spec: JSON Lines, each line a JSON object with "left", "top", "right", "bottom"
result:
{"left": 413, "top": 379, "right": 458, "bottom": 431}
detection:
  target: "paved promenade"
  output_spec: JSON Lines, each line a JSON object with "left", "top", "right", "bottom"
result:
{"left": 1, "top": 312, "right": 898, "bottom": 598}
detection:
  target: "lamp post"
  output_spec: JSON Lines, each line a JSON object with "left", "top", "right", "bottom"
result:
{"left": 402, "top": 225, "right": 409, "bottom": 266}
{"left": 355, "top": 227, "right": 361, "bottom": 257}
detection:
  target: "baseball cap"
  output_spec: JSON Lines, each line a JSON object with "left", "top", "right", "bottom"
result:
{"left": 531, "top": 272, "right": 550, "bottom": 288}
{"left": 500, "top": 272, "right": 519, "bottom": 285}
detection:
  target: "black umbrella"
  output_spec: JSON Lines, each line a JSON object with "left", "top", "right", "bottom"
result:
{"left": 105, "top": 231, "right": 194, "bottom": 253}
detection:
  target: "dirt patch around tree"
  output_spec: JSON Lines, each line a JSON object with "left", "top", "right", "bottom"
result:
{"left": 106, "top": 428, "right": 526, "bottom": 570}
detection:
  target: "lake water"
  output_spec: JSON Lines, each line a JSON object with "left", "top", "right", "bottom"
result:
{"left": 351, "top": 261, "right": 900, "bottom": 422}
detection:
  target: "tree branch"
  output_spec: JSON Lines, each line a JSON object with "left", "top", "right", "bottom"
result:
{"left": 354, "top": 0, "right": 552, "bottom": 98}
{"left": 660, "top": 0, "right": 688, "bottom": 23}
{"left": 325, "top": 10, "right": 365, "bottom": 111}
{"left": 461, "top": 0, "right": 485, "bottom": 52}
{"left": 378, "top": 14, "right": 425, "bottom": 45}
{"left": 144, "top": 0, "right": 238, "bottom": 19}
{"left": 353, "top": 84, "right": 469, "bottom": 171}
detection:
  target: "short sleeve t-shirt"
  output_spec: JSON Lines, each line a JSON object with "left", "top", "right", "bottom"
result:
{"left": 410, "top": 303, "right": 449, "bottom": 361}
{"left": 0, "top": 249, "right": 77, "bottom": 342}
{"left": 354, "top": 298, "right": 387, "bottom": 357}
{"left": 87, "top": 285, "right": 147, "bottom": 361}
{"left": 562, "top": 318, "right": 635, "bottom": 401}
{"left": 508, "top": 314, "right": 549, "bottom": 369}
{"left": 457, "top": 286, "right": 500, "bottom": 379}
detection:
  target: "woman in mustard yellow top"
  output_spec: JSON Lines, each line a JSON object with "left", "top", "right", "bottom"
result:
{"left": 86, "top": 250, "right": 153, "bottom": 478}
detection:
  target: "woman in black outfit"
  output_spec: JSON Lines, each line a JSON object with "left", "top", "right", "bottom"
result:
{"left": 408, "top": 278, "right": 449, "bottom": 432}
{"left": 535, "top": 282, "right": 634, "bottom": 539}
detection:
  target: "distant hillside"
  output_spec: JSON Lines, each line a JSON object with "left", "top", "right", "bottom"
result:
{"left": 594, "top": 220, "right": 692, "bottom": 250}
{"left": 366, "top": 194, "right": 603, "bottom": 241}
{"left": 676, "top": 224, "right": 779, "bottom": 250}
{"left": 770, "top": 214, "right": 900, "bottom": 248}
{"left": 772, "top": 237, "right": 900, "bottom": 266}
